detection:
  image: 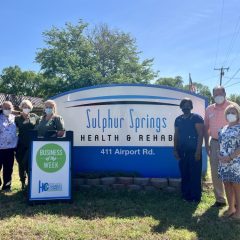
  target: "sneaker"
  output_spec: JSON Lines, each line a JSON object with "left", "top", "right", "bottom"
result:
{"left": 213, "top": 201, "right": 226, "bottom": 207}
{"left": 2, "top": 185, "right": 11, "bottom": 192}
{"left": 2, "top": 188, "right": 12, "bottom": 193}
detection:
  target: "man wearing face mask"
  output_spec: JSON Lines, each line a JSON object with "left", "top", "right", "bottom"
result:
{"left": 0, "top": 101, "right": 18, "bottom": 192}
{"left": 174, "top": 98, "right": 204, "bottom": 202}
{"left": 204, "top": 86, "right": 234, "bottom": 207}
{"left": 35, "top": 100, "right": 65, "bottom": 138}
{"left": 15, "top": 100, "right": 39, "bottom": 190}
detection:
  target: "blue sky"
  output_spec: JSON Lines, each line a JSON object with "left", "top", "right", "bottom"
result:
{"left": 0, "top": 0, "right": 240, "bottom": 95}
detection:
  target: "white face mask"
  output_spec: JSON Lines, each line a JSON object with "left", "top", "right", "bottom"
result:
{"left": 3, "top": 109, "right": 11, "bottom": 116}
{"left": 23, "top": 108, "right": 31, "bottom": 114}
{"left": 226, "top": 114, "right": 238, "bottom": 123}
{"left": 214, "top": 96, "right": 225, "bottom": 105}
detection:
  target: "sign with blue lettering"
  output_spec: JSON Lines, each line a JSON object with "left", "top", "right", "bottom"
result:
{"left": 52, "top": 84, "right": 207, "bottom": 177}
{"left": 29, "top": 140, "right": 71, "bottom": 201}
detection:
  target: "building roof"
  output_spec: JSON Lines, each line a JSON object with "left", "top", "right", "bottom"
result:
{"left": 0, "top": 93, "right": 44, "bottom": 110}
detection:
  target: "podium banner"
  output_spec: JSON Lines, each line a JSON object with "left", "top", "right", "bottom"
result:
{"left": 29, "top": 140, "right": 71, "bottom": 201}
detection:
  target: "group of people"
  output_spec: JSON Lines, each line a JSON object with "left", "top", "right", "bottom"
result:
{"left": 174, "top": 86, "right": 240, "bottom": 221}
{"left": 0, "top": 86, "right": 239, "bottom": 220}
{"left": 0, "top": 99, "right": 64, "bottom": 192}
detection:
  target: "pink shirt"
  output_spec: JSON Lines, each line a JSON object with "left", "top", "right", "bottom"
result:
{"left": 204, "top": 100, "right": 232, "bottom": 139}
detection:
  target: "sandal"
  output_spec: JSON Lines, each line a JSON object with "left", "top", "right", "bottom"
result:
{"left": 222, "top": 210, "right": 236, "bottom": 218}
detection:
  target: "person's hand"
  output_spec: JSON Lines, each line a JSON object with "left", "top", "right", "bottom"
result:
{"left": 195, "top": 151, "right": 201, "bottom": 161}
{"left": 218, "top": 154, "right": 231, "bottom": 163}
{"left": 173, "top": 150, "right": 180, "bottom": 160}
{"left": 205, "top": 144, "right": 210, "bottom": 156}
{"left": 57, "top": 130, "right": 65, "bottom": 137}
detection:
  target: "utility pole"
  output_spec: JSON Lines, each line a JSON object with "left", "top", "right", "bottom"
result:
{"left": 214, "top": 67, "right": 229, "bottom": 86}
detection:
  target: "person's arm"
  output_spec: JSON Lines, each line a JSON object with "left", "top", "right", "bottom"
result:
{"left": 195, "top": 123, "right": 204, "bottom": 161}
{"left": 219, "top": 146, "right": 240, "bottom": 163}
{"left": 229, "top": 147, "right": 240, "bottom": 159}
{"left": 0, "top": 115, "right": 3, "bottom": 133}
{"left": 55, "top": 116, "right": 65, "bottom": 137}
{"left": 35, "top": 114, "right": 40, "bottom": 126}
{"left": 173, "top": 127, "right": 180, "bottom": 160}
{"left": 204, "top": 111, "right": 210, "bottom": 156}
{"left": 14, "top": 116, "right": 19, "bottom": 127}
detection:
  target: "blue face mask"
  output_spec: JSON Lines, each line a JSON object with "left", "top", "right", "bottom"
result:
{"left": 45, "top": 107, "right": 53, "bottom": 115}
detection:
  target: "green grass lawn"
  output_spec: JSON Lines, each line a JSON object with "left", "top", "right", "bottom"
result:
{"left": 0, "top": 163, "right": 239, "bottom": 240}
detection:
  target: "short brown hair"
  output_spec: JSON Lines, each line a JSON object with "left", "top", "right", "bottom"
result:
{"left": 213, "top": 86, "right": 226, "bottom": 95}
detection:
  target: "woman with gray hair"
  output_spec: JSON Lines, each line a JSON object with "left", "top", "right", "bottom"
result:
{"left": 15, "top": 99, "right": 39, "bottom": 190}
{"left": 0, "top": 101, "right": 18, "bottom": 192}
{"left": 218, "top": 104, "right": 240, "bottom": 220}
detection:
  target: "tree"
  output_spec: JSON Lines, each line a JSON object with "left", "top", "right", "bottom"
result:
{"left": 228, "top": 94, "right": 240, "bottom": 105}
{"left": 184, "top": 82, "right": 211, "bottom": 103}
{"left": 36, "top": 21, "right": 97, "bottom": 93}
{"left": 0, "top": 66, "right": 46, "bottom": 97}
{"left": 35, "top": 20, "right": 158, "bottom": 96}
{"left": 155, "top": 76, "right": 211, "bottom": 103}
{"left": 155, "top": 76, "right": 184, "bottom": 88}
{"left": 89, "top": 24, "right": 157, "bottom": 84}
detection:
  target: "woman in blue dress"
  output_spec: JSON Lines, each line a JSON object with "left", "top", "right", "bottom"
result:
{"left": 218, "top": 104, "right": 240, "bottom": 220}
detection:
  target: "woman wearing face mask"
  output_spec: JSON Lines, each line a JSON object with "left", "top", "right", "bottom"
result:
{"left": 0, "top": 101, "right": 18, "bottom": 192}
{"left": 174, "top": 98, "right": 204, "bottom": 203}
{"left": 15, "top": 100, "right": 40, "bottom": 190}
{"left": 35, "top": 100, "right": 65, "bottom": 138}
{"left": 218, "top": 104, "right": 240, "bottom": 220}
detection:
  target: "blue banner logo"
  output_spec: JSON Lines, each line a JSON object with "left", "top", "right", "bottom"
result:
{"left": 38, "top": 180, "right": 62, "bottom": 193}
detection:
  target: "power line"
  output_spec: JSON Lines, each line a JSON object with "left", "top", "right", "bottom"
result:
{"left": 213, "top": 0, "right": 225, "bottom": 68}
{"left": 214, "top": 0, "right": 225, "bottom": 67}
{"left": 225, "top": 81, "right": 240, "bottom": 88}
{"left": 223, "top": 67, "right": 240, "bottom": 86}
{"left": 228, "top": 47, "right": 240, "bottom": 69}
{"left": 222, "top": 15, "right": 240, "bottom": 67}
{"left": 222, "top": 76, "right": 240, "bottom": 80}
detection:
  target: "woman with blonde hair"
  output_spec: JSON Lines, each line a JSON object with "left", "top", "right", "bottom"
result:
{"left": 218, "top": 103, "right": 240, "bottom": 220}
{"left": 0, "top": 101, "right": 18, "bottom": 192}
{"left": 15, "top": 99, "right": 39, "bottom": 190}
{"left": 35, "top": 100, "right": 65, "bottom": 137}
